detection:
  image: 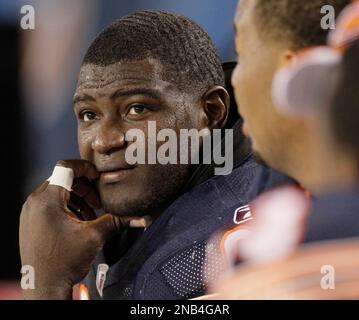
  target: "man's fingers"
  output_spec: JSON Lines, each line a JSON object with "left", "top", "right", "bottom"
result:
{"left": 33, "top": 180, "right": 49, "bottom": 194}
{"left": 44, "top": 160, "right": 100, "bottom": 213}
{"left": 90, "top": 214, "right": 152, "bottom": 242}
{"left": 56, "top": 159, "right": 99, "bottom": 180}
{"left": 129, "top": 215, "right": 153, "bottom": 228}
{"left": 72, "top": 178, "right": 101, "bottom": 209}
{"left": 68, "top": 193, "right": 97, "bottom": 221}
{"left": 90, "top": 214, "right": 124, "bottom": 241}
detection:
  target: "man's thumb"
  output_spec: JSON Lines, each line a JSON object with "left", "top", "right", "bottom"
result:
{"left": 90, "top": 214, "right": 150, "bottom": 242}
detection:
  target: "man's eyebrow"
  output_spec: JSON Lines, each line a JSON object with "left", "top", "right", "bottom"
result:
{"left": 73, "top": 94, "right": 96, "bottom": 105}
{"left": 73, "top": 88, "right": 162, "bottom": 106}
{"left": 110, "top": 88, "right": 162, "bottom": 101}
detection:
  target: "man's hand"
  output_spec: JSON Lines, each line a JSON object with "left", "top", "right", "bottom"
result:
{"left": 19, "top": 160, "right": 148, "bottom": 300}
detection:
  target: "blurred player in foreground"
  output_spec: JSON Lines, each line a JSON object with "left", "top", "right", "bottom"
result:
{"left": 209, "top": 0, "right": 359, "bottom": 299}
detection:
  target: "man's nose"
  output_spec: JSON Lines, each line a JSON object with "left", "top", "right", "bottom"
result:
{"left": 92, "top": 120, "right": 126, "bottom": 155}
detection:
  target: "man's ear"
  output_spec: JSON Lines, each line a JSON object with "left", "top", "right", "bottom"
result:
{"left": 200, "top": 86, "right": 230, "bottom": 130}
{"left": 278, "top": 49, "right": 296, "bottom": 68}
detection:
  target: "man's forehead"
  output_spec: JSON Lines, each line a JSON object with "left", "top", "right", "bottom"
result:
{"left": 76, "top": 58, "right": 166, "bottom": 91}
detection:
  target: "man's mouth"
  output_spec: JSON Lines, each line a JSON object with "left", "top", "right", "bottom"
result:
{"left": 97, "top": 164, "right": 136, "bottom": 184}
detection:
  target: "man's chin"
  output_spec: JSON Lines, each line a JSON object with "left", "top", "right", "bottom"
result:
{"left": 100, "top": 198, "right": 145, "bottom": 217}
{"left": 99, "top": 190, "right": 164, "bottom": 217}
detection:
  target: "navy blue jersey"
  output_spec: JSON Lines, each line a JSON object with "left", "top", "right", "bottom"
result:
{"left": 305, "top": 190, "right": 359, "bottom": 243}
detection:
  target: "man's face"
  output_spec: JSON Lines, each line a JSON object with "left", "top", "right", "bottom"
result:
{"left": 74, "top": 58, "right": 199, "bottom": 216}
{"left": 232, "top": 0, "right": 305, "bottom": 170}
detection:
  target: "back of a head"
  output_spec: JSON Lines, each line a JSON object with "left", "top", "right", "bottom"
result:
{"left": 330, "top": 39, "right": 359, "bottom": 160}
{"left": 82, "top": 10, "right": 224, "bottom": 96}
{"left": 255, "top": 0, "right": 350, "bottom": 49}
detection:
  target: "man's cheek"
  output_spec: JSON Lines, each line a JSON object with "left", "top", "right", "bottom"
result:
{"left": 231, "top": 63, "right": 240, "bottom": 88}
{"left": 78, "top": 132, "right": 93, "bottom": 160}
{"left": 234, "top": 74, "right": 250, "bottom": 117}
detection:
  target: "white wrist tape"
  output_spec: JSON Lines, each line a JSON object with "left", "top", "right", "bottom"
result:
{"left": 47, "top": 166, "right": 74, "bottom": 191}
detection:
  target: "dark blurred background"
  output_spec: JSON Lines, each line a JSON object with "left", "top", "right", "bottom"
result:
{"left": 0, "top": 0, "right": 238, "bottom": 298}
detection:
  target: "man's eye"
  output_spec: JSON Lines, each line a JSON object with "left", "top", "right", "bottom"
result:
{"left": 128, "top": 105, "right": 149, "bottom": 116}
{"left": 80, "top": 111, "right": 97, "bottom": 122}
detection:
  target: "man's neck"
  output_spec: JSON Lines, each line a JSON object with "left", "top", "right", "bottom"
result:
{"left": 291, "top": 145, "right": 358, "bottom": 196}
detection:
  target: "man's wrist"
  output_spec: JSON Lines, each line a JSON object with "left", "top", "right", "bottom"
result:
{"left": 22, "top": 284, "right": 73, "bottom": 300}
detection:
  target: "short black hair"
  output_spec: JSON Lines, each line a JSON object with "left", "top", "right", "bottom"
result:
{"left": 254, "top": 0, "right": 350, "bottom": 49}
{"left": 330, "top": 39, "right": 359, "bottom": 161}
{"left": 82, "top": 10, "right": 224, "bottom": 95}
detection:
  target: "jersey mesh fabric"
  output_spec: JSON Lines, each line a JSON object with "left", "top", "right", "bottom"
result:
{"left": 159, "top": 240, "right": 224, "bottom": 299}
